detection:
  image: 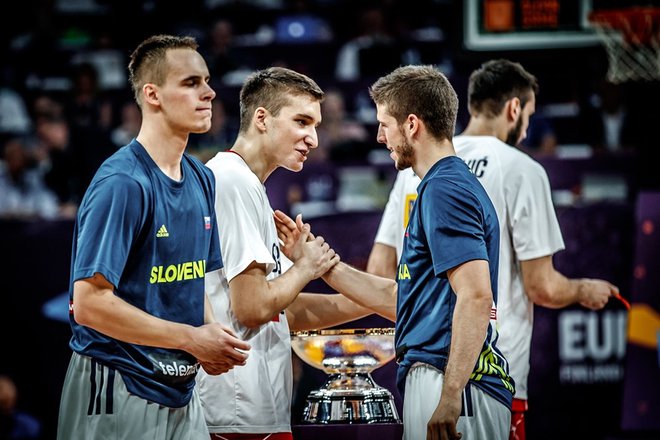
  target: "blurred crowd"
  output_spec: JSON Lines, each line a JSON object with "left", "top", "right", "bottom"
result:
{"left": 0, "top": 0, "right": 652, "bottom": 221}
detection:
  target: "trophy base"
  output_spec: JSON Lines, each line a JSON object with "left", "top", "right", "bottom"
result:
{"left": 301, "top": 373, "right": 401, "bottom": 424}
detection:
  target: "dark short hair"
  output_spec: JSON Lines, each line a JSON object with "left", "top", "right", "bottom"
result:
{"left": 128, "top": 34, "right": 199, "bottom": 107}
{"left": 467, "top": 59, "right": 539, "bottom": 117}
{"left": 369, "top": 65, "right": 458, "bottom": 142}
{"left": 238, "top": 67, "right": 324, "bottom": 134}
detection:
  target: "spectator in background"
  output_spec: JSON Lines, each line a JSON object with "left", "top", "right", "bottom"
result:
{"left": 335, "top": 6, "right": 405, "bottom": 82}
{"left": 34, "top": 114, "right": 77, "bottom": 218}
{"left": 580, "top": 79, "right": 634, "bottom": 154}
{"left": 110, "top": 99, "right": 142, "bottom": 148}
{"left": 314, "top": 88, "right": 368, "bottom": 162}
{"left": 64, "top": 62, "right": 113, "bottom": 131}
{"left": 0, "top": 68, "right": 32, "bottom": 140}
{"left": 61, "top": 62, "right": 120, "bottom": 204}
{"left": 69, "top": 30, "right": 127, "bottom": 91}
{"left": 0, "top": 375, "right": 42, "bottom": 440}
{"left": 0, "top": 136, "right": 59, "bottom": 220}
{"left": 203, "top": 18, "right": 256, "bottom": 86}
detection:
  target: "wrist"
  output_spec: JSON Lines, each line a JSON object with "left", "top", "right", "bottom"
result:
{"left": 576, "top": 279, "right": 588, "bottom": 303}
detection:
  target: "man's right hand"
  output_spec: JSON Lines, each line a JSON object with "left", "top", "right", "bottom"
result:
{"left": 291, "top": 223, "right": 340, "bottom": 279}
{"left": 186, "top": 323, "right": 250, "bottom": 374}
{"left": 274, "top": 210, "right": 340, "bottom": 279}
{"left": 578, "top": 278, "right": 619, "bottom": 310}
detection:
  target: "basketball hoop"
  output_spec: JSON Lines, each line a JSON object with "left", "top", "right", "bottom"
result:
{"left": 588, "top": 7, "right": 660, "bottom": 83}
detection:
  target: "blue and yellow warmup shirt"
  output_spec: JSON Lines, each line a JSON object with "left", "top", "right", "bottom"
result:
{"left": 68, "top": 140, "right": 223, "bottom": 408}
{"left": 395, "top": 156, "right": 514, "bottom": 409}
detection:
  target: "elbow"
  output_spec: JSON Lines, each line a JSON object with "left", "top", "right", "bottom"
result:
{"left": 477, "top": 292, "right": 494, "bottom": 315}
{"left": 526, "top": 283, "right": 555, "bottom": 308}
{"left": 72, "top": 301, "right": 95, "bottom": 327}
{"left": 233, "top": 308, "right": 269, "bottom": 329}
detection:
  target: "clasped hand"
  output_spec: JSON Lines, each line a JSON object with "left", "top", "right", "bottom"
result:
{"left": 274, "top": 210, "right": 340, "bottom": 278}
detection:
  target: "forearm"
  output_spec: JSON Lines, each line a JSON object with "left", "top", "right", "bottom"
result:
{"left": 286, "top": 293, "right": 374, "bottom": 331}
{"left": 73, "top": 280, "right": 194, "bottom": 350}
{"left": 534, "top": 272, "right": 582, "bottom": 308}
{"left": 322, "top": 262, "right": 397, "bottom": 321}
{"left": 522, "top": 256, "right": 618, "bottom": 310}
{"left": 230, "top": 264, "right": 313, "bottom": 327}
{"left": 366, "top": 242, "right": 398, "bottom": 280}
{"left": 204, "top": 294, "right": 216, "bottom": 324}
{"left": 522, "top": 256, "right": 585, "bottom": 308}
{"left": 442, "top": 294, "right": 492, "bottom": 399}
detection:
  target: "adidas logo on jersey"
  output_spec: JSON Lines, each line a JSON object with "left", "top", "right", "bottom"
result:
{"left": 156, "top": 225, "right": 170, "bottom": 238}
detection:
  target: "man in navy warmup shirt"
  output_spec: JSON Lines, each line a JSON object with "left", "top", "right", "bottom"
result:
{"left": 56, "top": 34, "right": 251, "bottom": 440}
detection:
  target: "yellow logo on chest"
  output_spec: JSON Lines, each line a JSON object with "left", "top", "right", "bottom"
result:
{"left": 398, "top": 263, "right": 411, "bottom": 280}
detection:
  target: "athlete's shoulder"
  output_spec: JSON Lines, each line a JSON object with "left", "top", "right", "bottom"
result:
{"left": 92, "top": 144, "right": 145, "bottom": 187}
{"left": 183, "top": 151, "right": 215, "bottom": 182}
{"left": 206, "top": 151, "right": 259, "bottom": 186}
{"left": 501, "top": 145, "right": 547, "bottom": 178}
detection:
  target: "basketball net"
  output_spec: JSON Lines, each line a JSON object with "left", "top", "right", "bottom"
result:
{"left": 588, "top": 7, "right": 660, "bottom": 83}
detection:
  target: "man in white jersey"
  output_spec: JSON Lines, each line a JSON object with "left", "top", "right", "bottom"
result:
{"left": 198, "top": 67, "right": 374, "bottom": 440}
{"left": 366, "top": 59, "right": 619, "bottom": 440}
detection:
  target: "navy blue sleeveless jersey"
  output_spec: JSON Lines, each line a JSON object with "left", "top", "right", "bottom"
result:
{"left": 68, "top": 140, "right": 223, "bottom": 408}
{"left": 395, "top": 156, "right": 514, "bottom": 408}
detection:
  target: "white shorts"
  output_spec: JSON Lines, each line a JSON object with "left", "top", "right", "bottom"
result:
{"left": 403, "top": 363, "right": 510, "bottom": 440}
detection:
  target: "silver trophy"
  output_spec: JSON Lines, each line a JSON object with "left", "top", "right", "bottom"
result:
{"left": 290, "top": 328, "right": 401, "bottom": 424}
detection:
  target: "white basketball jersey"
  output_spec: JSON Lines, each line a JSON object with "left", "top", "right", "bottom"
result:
{"left": 374, "top": 167, "right": 420, "bottom": 260}
{"left": 197, "top": 152, "right": 293, "bottom": 434}
{"left": 454, "top": 136, "right": 565, "bottom": 399}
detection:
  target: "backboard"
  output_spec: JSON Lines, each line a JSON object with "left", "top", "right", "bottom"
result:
{"left": 463, "top": 0, "right": 602, "bottom": 50}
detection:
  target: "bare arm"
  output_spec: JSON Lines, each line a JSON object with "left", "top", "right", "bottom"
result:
{"left": 205, "top": 293, "right": 216, "bottom": 324}
{"left": 275, "top": 210, "right": 397, "bottom": 321}
{"left": 427, "top": 259, "right": 493, "bottom": 440}
{"left": 229, "top": 225, "right": 339, "bottom": 328}
{"left": 521, "top": 255, "right": 617, "bottom": 310}
{"left": 73, "top": 273, "right": 251, "bottom": 375}
{"left": 274, "top": 209, "right": 397, "bottom": 321}
{"left": 286, "top": 293, "right": 374, "bottom": 331}
{"left": 322, "top": 262, "right": 397, "bottom": 321}
{"left": 366, "top": 242, "right": 398, "bottom": 280}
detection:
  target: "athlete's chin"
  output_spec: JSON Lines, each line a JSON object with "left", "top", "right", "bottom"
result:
{"left": 395, "top": 159, "right": 412, "bottom": 171}
{"left": 190, "top": 121, "right": 213, "bottom": 134}
{"left": 289, "top": 162, "right": 304, "bottom": 173}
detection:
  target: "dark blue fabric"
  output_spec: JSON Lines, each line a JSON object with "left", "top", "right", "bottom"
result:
{"left": 395, "top": 156, "right": 513, "bottom": 408}
{"left": 68, "top": 140, "right": 222, "bottom": 408}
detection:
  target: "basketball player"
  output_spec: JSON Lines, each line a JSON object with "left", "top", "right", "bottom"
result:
{"left": 57, "top": 35, "right": 251, "bottom": 440}
{"left": 367, "top": 59, "right": 619, "bottom": 440}
{"left": 197, "top": 66, "right": 374, "bottom": 440}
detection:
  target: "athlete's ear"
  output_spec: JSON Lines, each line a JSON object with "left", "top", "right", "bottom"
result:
{"left": 143, "top": 83, "right": 159, "bottom": 107}
{"left": 507, "top": 97, "right": 521, "bottom": 123}
{"left": 407, "top": 114, "right": 420, "bottom": 138}
{"left": 254, "top": 107, "right": 268, "bottom": 132}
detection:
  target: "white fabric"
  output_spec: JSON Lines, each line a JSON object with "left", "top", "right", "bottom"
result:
{"left": 373, "top": 167, "right": 419, "bottom": 260}
{"left": 374, "top": 137, "right": 565, "bottom": 399}
{"left": 197, "top": 152, "right": 293, "bottom": 434}
{"left": 403, "top": 363, "right": 510, "bottom": 440}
